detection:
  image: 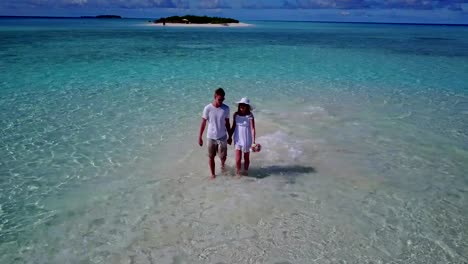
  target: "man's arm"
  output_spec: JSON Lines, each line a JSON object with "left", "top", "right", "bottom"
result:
{"left": 199, "top": 118, "right": 207, "bottom": 146}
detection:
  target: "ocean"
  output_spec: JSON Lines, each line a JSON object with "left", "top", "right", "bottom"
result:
{"left": 0, "top": 18, "right": 467, "bottom": 263}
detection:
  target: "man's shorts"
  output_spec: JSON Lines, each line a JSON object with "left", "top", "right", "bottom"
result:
{"left": 207, "top": 136, "right": 228, "bottom": 159}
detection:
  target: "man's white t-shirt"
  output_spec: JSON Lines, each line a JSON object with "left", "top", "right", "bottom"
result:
{"left": 202, "top": 103, "right": 230, "bottom": 140}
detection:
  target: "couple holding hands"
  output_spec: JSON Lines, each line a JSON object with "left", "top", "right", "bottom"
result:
{"left": 198, "top": 88, "right": 260, "bottom": 179}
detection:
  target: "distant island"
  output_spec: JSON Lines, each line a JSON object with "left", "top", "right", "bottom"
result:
{"left": 81, "top": 15, "right": 122, "bottom": 19}
{"left": 154, "top": 15, "right": 239, "bottom": 25}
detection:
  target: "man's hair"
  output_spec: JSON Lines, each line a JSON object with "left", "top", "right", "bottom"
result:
{"left": 214, "top": 88, "right": 225, "bottom": 97}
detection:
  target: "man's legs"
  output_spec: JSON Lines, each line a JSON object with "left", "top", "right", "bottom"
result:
{"left": 220, "top": 156, "right": 226, "bottom": 171}
{"left": 218, "top": 140, "right": 228, "bottom": 172}
{"left": 207, "top": 139, "right": 217, "bottom": 179}
{"left": 208, "top": 156, "right": 216, "bottom": 179}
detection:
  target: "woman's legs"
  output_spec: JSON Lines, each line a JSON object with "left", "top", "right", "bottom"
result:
{"left": 235, "top": 149, "right": 242, "bottom": 176}
{"left": 243, "top": 152, "right": 250, "bottom": 175}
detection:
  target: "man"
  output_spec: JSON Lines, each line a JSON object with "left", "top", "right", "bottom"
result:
{"left": 198, "top": 88, "right": 232, "bottom": 179}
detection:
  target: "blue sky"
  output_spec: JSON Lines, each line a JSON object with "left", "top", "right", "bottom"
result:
{"left": 1, "top": 0, "right": 468, "bottom": 23}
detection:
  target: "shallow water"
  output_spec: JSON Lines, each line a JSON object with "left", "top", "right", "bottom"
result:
{"left": 0, "top": 18, "right": 467, "bottom": 263}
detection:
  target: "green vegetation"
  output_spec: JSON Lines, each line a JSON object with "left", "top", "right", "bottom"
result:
{"left": 154, "top": 15, "right": 239, "bottom": 24}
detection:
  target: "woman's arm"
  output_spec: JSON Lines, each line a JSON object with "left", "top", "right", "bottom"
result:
{"left": 250, "top": 116, "right": 256, "bottom": 144}
{"left": 229, "top": 112, "right": 237, "bottom": 138}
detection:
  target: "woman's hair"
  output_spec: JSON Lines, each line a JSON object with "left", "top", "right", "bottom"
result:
{"left": 237, "top": 103, "right": 251, "bottom": 114}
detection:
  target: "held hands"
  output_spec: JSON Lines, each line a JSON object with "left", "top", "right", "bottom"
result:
{"left": 227, "top": 137, "right": 232, "bottom": 145}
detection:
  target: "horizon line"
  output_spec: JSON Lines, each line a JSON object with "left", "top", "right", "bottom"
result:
{"left": 0, "top": 15, "right": 467, "bottom": 26}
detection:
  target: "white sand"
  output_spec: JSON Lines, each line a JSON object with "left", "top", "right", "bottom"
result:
{"left": 146, "top": 22, "right": 253, "bottom": 27}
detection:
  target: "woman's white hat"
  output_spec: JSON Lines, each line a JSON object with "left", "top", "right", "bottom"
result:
{"left": 236, "top": 97, "right": 254, "bottom": 109}
{"left": 236, "top": 97, "right": 251, "bottom": 105}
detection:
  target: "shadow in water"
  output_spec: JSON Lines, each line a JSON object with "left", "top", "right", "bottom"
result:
{"left": 248, "top": 165, "right": 316, "bottom": 183}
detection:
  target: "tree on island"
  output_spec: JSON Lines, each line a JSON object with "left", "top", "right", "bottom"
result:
{"left": 154, "top": 15, "right": 239, "bottom": 24}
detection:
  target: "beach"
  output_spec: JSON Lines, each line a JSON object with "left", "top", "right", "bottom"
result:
{"left": 0, "top": 18, "right": 467, "bottom": 263}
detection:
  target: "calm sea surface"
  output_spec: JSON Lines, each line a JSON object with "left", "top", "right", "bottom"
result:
{"left": 1, "top": 18, "right": 467, "bottom": 263}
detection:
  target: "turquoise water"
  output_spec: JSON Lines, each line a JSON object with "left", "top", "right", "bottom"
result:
{"left": 1, "top": 18, "right": 467, "bottom": 263}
